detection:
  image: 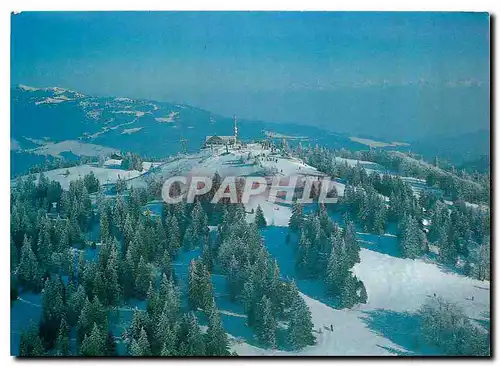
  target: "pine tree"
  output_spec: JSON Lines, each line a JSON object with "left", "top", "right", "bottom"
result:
{"left": 325, "top": 239, "right": 349, "bottom": 295}
{"left": 287, "top": 294, "right": 315, "bottom": 350}
{"left": 357, "top": 278, "right": 368, "bottom": 304}
{"left": 17, "top": 235, "right": 41, "bottom": 291}
{"left": 67, "top": 285, "right": 87, "bottom": 326}
{"left": 128, "top": 309, "right": 152, "bottom": 347}
{"left": 254, "top": 205, "right": 267, "bottom": 228}
{"left": 188, "top": 259, "right": 213, "bottom": 311}
{"left": 255, "top": 295, "right": 277, "bottom": 348}
{"left": 178, "top": 312, "right": 205, "bottom": 356}
{"left": 155, "top": 307, "right": 178, "bottom": 356}
{"left": 437, "top": 222, "right": 457, "bottom": 265}
{"left": 55, "top": 317, "right": 70, "bottom": 356}
{"left": 205, "top": 299, "right": 230, "bottom": 356}
{"left": 340, "top": 273, "right": 360, "bottom": 308}
{"left": 289, "top": 202, "right": 304, "bottom": 232}
{"left": 80, "top": 323, "right": 105, "bottom": 356}
{"left": 136, "top": 327, "right": 151, "bottom": 356}
{"left": 19, "top": 322, "right": 45, "bottom": 356}
{"left": 167, "top": 216, "right": 181, "bottom": 254}
{"left": 343, "top": 221, "right": 360, "bottom": 266}
{"left": 135, "top": 256, "right": 152, "bottom": 299}
{"left": 400, "top": 215, "right": 426, "bottom": 259}
{"left": 296, "top": 231, "right": 312, "bottom": 275}
{"left": 182, "top": 223, "right": 197, "bottom": 251}
{"left": 227, "top": 255, "right": 241, "bottom": 301}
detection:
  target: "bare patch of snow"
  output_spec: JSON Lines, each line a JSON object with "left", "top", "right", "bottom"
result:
{"left": 29, "top": 140, "right": 118, "bottom": 158}
{"left": 155, "top": 111, "right": 179, "bottom": 123}
{"left": 121, "top": 127, "right": 144, "bottom": 135}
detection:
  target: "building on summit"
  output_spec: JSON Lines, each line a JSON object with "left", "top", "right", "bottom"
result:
{"left": 204, "top": 115, "right": 240, "bottom": 148}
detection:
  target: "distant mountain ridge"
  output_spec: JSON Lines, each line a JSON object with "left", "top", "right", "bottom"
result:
{"left": 10, "top": 85, "right": 366, "bottom": 176}
{"left": 11, "top": 85, "right": 489, "bottom": 177}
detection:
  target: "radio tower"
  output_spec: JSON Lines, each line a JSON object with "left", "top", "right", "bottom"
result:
{"left": 233, "top": 115, "right": 238, "bottom": 144}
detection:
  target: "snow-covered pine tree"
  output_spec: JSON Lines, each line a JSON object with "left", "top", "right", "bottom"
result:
{"left": 400, "top": 215, "right": 426, "bottom": 259}
{"left": 17, "top": 235, "right": 41, "bottom": 291}
{"left": 287, "top": 294, "right": 315, "bottom": 349}
{"left": 19, "top": 322, "right": 45, "bottom": 356}
{"left": 134, "top": 256, "right": 152, "bottom": 299}
{"left": 255, "top": 204, "right": 267, "bottom": 228}
{"left": 55, "top": 317, "right": 70, "bottom": 356}
{"left": 205, "top": 298, "right": 230, "bottom": 356}
{"left": 80, "top": 322, "right": 105, "bottom": 356}
{"left": 288, "top": 202, "right": 304, "bottom": 232}
{"left": 177, "top": 312, "right": 206, "bottom": 356}
{"left": 255, "top": 295, "right": 277, "bottom": 348}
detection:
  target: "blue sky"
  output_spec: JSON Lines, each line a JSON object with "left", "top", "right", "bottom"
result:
{"left": 11, "top": 12, "right": 490, "bottom": 140}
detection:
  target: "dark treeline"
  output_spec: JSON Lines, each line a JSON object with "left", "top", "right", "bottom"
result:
{"left": 12, "top": 168, "right": 316, "bottom": 355}
{"left": 296, "top": 144, "right": 489, "bottom": 205}
{"left": 289, "top": 203, "right": 368, "bottom": 308}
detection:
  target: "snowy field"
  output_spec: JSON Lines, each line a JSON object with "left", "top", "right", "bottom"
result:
{"left": 16, "top": 164, "right": 142, "bottom": 190}
{"left": 230, "top": 220, "right": 490, "bottom": 356}
{"left": 27, "top": 140, "right": 118, "bottom": 158}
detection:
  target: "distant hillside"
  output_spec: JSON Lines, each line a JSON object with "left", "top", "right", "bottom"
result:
{"left": 458, "top": 154, "right": 490, "bottom": 174}
{"left": 409, "top": 130, "right": 490, "bottom": 166}
{"left": 10, "top": 85, "right": 367, "bottom": 176}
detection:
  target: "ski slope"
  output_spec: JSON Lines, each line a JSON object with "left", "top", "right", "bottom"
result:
{"left": 231, "top": 237, "right": 490, "bottom": 356}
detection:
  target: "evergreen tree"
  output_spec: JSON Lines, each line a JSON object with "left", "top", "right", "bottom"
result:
{"left": 325, "top": 239, "right": 349, "bottom": 295}
{"left": 289, "top": 202, "right": 304, "bottom": 232}
{"left": 255, "top": 295, "right": 277, "bottom": 348}
{"left": 287, "top": 294, "right": 315, "bottom": 349}
{"left": 135, "top": 327, "right": 151, "bottom": 356}
{"left": 55, "top": 317, "right": 70, "bottom": 356}
{"left": 19, "top": 322, "right": 45, "bottom": 356}
{"left": 182, "top": 223, "right": 197, "bottom": 251}
{"left": 188, "top": 259, "right": 213, "bottom": 311}
{"left": 437, "top": 222, "right": 457, "bottom": 265}
{"left": 400, "top": 215, "right": 426, "bottom": 259}
{"left": 344, "top": 220, "right": 360, "bottom": 266}
{"left": 177, "top": 312, "right": 206, "bottom": 356}
{"left": 17, "top": 235, "right": 41, "bottom": 291}
{"left": 340, "top": 273, "right": 362, "bottom": 308}
{"left": 205, "top": 299, "right": 230, "bottom": 356}
{"left": 135, "top": 256, "right": 152, "bottom": 299}
{"left": 155, "top": 307, "right": 178, "bottom": 356}
{"left": 254, "top": 205, "right": 267, "bottom": 228}
{"left": 80, "top": 323, "right": 105, "bottom": 356}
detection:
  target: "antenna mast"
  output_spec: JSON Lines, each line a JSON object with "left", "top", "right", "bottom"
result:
{"left": 233, "top": 115, "right": 238, "bottom": 143}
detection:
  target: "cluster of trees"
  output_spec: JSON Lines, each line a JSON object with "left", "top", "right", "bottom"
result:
{"left": 342, "top": 185, "right": 387, "bottom": 234}
{"left": 295, "top": 145, "right": 489, "bottom": 205}
{"left": 12, "top": 173, "right": 98, "bottom": 292}
{"left": 13, "top": 169, "right": 236, "bottom": 356}
{"left": 289, "top": 203, "right": 367, "bottom": 308}
{"left": 418, "top": 297, "right": 490, "bottom": 356}
{"left": 123, "top": 271, "right": 231, "bottom": 356}
{"left": 427, "top": 200, "right": 490, "bottom": 279}
{"left": 121, "top": 152, "right": 144, "bottom": 171}
{"left": 294, "top": 144, "right": 490, "bottom": 279}
{"left": 13, "top": 168, "right": 319, "bottom": 356}
{"left": 213, "top": 204, "right": 315, "bottom": 350}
